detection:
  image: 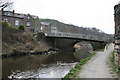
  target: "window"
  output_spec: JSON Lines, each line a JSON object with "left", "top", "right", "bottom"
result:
{"left": 41, "top": 27, "right": 43, "bottom": 30}
{"left": 4, "top": 18, "right": 8, "bottom": 22}
{"left": 7, "top": 12, "right": 10, "bottom": 16}
{"left": 15, "top": 20, "right": 19, "bottom": 26}
{"left": 30, "top": 29, "right": 34, "bottom": 32}
{"left": 26, "top": 22, "right": 30, "bottom": 26}
{"left": 4, "top": 12, "right": 7, "bottom": 15}
{"left": 27, "top": 16, "right": 30, "bottom": 19}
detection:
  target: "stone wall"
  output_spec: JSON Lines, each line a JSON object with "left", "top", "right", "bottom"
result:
{"left": 114, "top": 3, "right": 120, "bottom": 66}
{"left": 2, "top": 10, "right": 41, "bottom": 32}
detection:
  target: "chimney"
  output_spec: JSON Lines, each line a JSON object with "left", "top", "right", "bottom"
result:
{"left": 1, "top": 8, "right": 3, "bottom": 11}
{"left": 1, "top": 8, "right": 3, "bottom": 14}
{"left": 13, "top": 10, "right": 15, "bottom": 14}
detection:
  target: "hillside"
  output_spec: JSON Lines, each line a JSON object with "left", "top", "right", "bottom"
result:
{"left": 40, "top": 19, "right": 112, "bottom": 38}
{"left": 2, "top": 24, "right": 52, "bottom": 55}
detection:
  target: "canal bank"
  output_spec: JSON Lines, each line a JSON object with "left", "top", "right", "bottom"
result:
{"left": 64, "top": 51, "right": 96, "bottom": 79}
{"left": 64, "top": 43, "right": 115, "bottom": 79}
{"left": 78, "top": 43, "right": 114, "bottom": 78}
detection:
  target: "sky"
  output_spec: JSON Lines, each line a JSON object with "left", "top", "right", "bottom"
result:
{"left": 13, "top": 0, "right": 120, "bottom": 34}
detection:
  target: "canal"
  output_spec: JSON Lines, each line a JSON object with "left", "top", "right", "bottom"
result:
{"left": 2, "top": 51, "right": 79, "bottom": 79}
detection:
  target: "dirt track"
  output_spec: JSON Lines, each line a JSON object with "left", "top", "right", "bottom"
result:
{"left": 78, "top": 43, "right": 114, "bottom": 78}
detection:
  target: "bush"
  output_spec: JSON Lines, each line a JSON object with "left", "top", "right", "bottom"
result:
{"left": 2, "top": 21, "right": 11, "bottom": 28}
{"left": 19, "top": 25, "right": 25, "bottom": 31}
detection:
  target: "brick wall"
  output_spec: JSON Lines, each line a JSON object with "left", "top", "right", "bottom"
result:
{"left": 114, "top": 3, "right": 120, "bottom": 66}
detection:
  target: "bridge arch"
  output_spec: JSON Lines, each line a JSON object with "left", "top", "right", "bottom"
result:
{"left": 50, "top": 38, "right": 106, "bottom": 51}
{"left": 74, "top": 41, "right": 93, "bottom": 59}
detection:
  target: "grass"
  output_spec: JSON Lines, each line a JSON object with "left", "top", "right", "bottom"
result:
{"left": 63, "top": 51, "right": 96, "bottom": 79}
{"left": 95, "top": 49, "right": 104, "bottom": 52}
{"left": 109, "top": 51, "right": 120, "bottom": 77}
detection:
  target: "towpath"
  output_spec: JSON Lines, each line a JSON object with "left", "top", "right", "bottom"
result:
{"left": 78, "top": 43, "right": 114, "bottom": 78}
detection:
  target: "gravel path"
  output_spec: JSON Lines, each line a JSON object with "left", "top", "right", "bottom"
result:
{"left": 78, "top": 43, "right": 114, "bottom": 78}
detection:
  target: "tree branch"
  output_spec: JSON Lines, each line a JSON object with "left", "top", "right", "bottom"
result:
{"left": 0, "top": 0, "right": 13, "bottom": 10}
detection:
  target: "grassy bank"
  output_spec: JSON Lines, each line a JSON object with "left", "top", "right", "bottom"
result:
{"left": 64, "top": 51, "right": 96, "bottom": 79}
{"left": 109, "top": 51, "right": 120, "bottom": 77}
{"left": 2, "top": 22, "right": 54, "bottom": 55}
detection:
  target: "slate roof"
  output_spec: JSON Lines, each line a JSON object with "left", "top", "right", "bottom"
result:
{"left": 2, "top": 10, "right": 37, "bottom": 19}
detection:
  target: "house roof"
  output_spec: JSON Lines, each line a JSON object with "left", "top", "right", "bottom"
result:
{"left": 41, "top": 22, "right": 50, "bottom": 26}
{"left": 2, "top": 10, "right": 37, "bottom": 19}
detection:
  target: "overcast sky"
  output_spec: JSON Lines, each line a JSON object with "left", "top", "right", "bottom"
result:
{"left": 13, "top": 0, "right": 120, "bottom": 34}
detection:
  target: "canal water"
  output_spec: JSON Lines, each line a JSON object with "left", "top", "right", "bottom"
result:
{"left": 2, "top": 51, "right": 79, "bottom": 79}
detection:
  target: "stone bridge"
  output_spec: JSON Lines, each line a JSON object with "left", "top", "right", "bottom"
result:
{"left": 44, "top": 32, "right": 110, "bottom": 42}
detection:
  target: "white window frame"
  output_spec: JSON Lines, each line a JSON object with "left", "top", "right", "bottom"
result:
{"left": 15, "top": 20, "right": 19, "bottom": 26}
{"left": 27, "top": 16, "right": 30, "bottom": 19}
{"left": 26, "top": 22, "right": 30, "bottom": 26}
{"left": 41, "top": 26, "right": 43, "bottom": 30}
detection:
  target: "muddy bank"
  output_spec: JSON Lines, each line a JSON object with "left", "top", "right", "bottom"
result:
{"left": 2, "top": 48, "right": 58, "bottom": 59}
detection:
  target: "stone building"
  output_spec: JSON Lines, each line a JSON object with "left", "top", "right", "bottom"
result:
{"left": 40, "top": 22, "right": 51, "bottom": 33}
{"left": 114, "top": 3, "right": 120, "bottom": 66}
{"left": 2, "top": 10, "right": 41, "bottom": 32}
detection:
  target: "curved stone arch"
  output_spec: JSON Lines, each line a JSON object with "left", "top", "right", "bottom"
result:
{"left": 73, "top": 41, "right": 93, "bottom": 59}
{"left": 73, "top": 40, "right": 106, "bottom": 51}
{"left": 74, "top": 41, "right": 93, "bottom": 52}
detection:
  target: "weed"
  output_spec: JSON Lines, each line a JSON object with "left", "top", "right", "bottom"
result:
{"left": 109, "top": 51, "right": 120, "bottom": 77}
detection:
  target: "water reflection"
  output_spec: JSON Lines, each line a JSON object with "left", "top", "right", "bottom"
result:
{"left": 2, "top": 51, "right": 78, "bottom": 79}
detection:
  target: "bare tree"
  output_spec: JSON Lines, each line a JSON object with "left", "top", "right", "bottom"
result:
{"left": 0, "top": 0, "right": 13, "bottom": 10}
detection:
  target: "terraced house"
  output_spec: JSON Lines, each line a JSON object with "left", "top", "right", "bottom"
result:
{"left": 2, "top": 9, "right": 41, "bottom": 32}
{"left": 114, "top": 3, "right": 120, "bottom": 66}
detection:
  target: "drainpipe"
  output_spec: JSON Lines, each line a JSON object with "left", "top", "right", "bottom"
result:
{"left": 55, "top": 38, "right": 56, "bottom": 48}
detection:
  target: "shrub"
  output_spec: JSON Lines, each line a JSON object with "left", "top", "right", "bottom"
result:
{"left": 109, "top": 52, "right": 120, "bottom": 75}
{"left": 2, "top": 21, "right": 11, "bottom": 28}
{"left": 18, "top": 25, "right": 25, "bottom": 31}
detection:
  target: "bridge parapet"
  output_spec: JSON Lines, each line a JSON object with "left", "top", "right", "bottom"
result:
{"left": 44, "top": 32, "right": 109, "bottom": 42}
